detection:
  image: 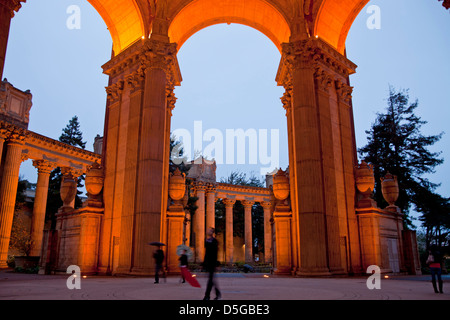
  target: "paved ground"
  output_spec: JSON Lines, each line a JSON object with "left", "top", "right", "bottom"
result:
{"left": 0, "top": 269, "right": 449, "bottom": 301}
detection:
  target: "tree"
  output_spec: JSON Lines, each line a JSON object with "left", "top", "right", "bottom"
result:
{"left": 359, "top": 87, "right": 446, "bottom": 229}
{"left": 59, "top": 115, "right": 86, "bottom": 149}
{"left": 46, "top": 116, "right": 87, "bottom": 228}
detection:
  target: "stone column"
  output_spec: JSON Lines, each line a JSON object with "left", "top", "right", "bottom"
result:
{"left": 205, "top": 185, "right": 216, "bottom": 231}
{"left": 223, "top": 198, "right": 235, "bottom": 263}
{"left": 261, "top": 201, "right": 272, "bottom": 264}
{"left": 0, "top": 130, "right": 24, "bottom": 267}
{"left": 276, "top": 38, "right": 358, "bottom": 276}
{"left": 193, "top": 181, "right": 206, "bottom": 262}
{"left": 29, "top": 160, "right": 56, "bottom": 257}
{"left": 242, "top": 200, "right": 253, "bottom": 263}
{"left": 0, "top": 1, "right": 24, "bottom": 80}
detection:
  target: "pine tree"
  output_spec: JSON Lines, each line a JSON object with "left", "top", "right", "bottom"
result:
{"left": 359, "top": 87, "right": 445, "bottom": 228}
{"left": 59, "top": 116, "right": 86, "bottom": 149}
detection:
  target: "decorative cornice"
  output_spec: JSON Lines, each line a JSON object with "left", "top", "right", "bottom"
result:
{"left": 102, "top": 38, "right": 182, "bottom": 87}
{"left": 24, "top": 130, "right": 101, "bottom": 164}
{"left": 276, "top": 38, "right": 357, "bottom": 88}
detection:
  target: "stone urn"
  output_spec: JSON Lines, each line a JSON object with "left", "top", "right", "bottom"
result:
{"left": 169, "top": 168, "right": 186, "bottom": 203}
{"left": 60, "top": 174, "right": 77, "bottom": 207}
{"left": 381, "top": 172, "right": 399, "bottom": 207}
{"left": 355, "top": 161, "right": 375, "bottom": 196}
{"left": 272, "top": 169, "right": 290, "bottom": 202}
{"left": 85, "top": 162, "right": 104, "bottom": 196}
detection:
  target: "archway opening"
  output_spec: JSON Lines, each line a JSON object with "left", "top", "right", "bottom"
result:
{"left": 171, "top": 23, "right": 288, "bottom": 264}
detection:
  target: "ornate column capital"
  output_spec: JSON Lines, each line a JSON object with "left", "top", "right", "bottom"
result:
{"left": 105, "top": 79, "right": 124, "bottom": 104}
{"left": 192, "top": 180, "right": 207, "bottom": 193}
{"left": 0, "top": 0, "right": 26, "bottom": 18}
{"left": 335, "top": 79, "right": 354, "bottom": 105}
{"left": 32, "top": 159, "right": 57, "bottom": 175}
{"left": 6, "top": 126, "right": 25, "bottom": 145}
{"left": 314, "top": 67, "right": 334, "bottom": 94}
{"left": 223, "top": 198, "right": 236, "bottom": 209}
{"left": 60, "top": 166, "right": 84, "bottom": 179}
{"left": 241, "top": 200, "right": 254, "bottom": 209}
{"left": 276, "top": 38, "right": 357, "bottom": 88}
{"left": 260, "top": 201, "right": 272, "bottom": 210}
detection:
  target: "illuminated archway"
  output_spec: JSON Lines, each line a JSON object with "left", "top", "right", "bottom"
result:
{"left": 87, "top": 0, "right": 146, "bottom": 55}
{"left": 168, "top": 0, "right": 291, "bottom": 53}
{"left": 314, "top": 0, "right": 370, "bottom": 54}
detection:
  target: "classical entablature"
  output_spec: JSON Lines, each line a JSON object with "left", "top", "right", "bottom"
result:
{"left": 215, "top": 183, "right": 272, "bottom": 203}
{"left": 22, "top": 130, "right": 101, "bottom": 175}
{"left": 85, "top": 0, "right": 371, "bottom": 55}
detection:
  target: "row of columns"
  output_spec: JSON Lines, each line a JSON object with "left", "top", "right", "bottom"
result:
{"left": 191, "top": 181, "right": 272, "bottom": 264}
{"left": 0, "top": 123, "right": 85, "bottom": 267}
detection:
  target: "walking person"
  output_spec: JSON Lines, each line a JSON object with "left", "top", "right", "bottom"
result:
{"left": 179, "top": 249, "right": 188, "bottom": 283}
{"left": 203, "top": 227, "right": 221, "bottom": 300}
{"left": 153, "top": 245, "right": 165, "bottom": 284}
{"left": 426, "top": 245, "right": 444, "bottom": 294}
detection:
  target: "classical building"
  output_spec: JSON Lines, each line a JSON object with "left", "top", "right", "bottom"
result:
{"left": 0, "top": 0, "right": 424, "bottom": 277}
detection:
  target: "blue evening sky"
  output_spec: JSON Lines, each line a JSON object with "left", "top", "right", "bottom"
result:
{"left": 4, "top": 1, "right": 450, "bottom": 226}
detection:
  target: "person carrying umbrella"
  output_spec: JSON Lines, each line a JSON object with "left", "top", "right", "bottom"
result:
{"left": 177, "top": 244, "right": 201, "bottom": 288}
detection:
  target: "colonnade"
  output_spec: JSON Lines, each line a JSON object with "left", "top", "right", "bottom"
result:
{"left": 190, "top": 181, "right": 272, "bottom": 264}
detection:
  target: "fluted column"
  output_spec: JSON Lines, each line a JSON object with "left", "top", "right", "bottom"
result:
{"left": 223, "top": 198, "right": 235, "bottom": 263}
{"left": 0, "top": 130, "right": 24, "bottom": 267}
{"left": 193, "top": 181, "right": 206, "bottom": 262}
{"left": 242, "top": 200, "right": 253, "bottom": 263}
{"left": 29, "top": 160, "right": 56, "bottom": 257}
{"left": 205, "top": 185, "right": 216, "bottom": 231}
{"left": 261, "top": 201, "right": 272, "bottom": 264}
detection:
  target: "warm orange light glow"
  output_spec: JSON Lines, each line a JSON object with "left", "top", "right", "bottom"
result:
{"left": 168, "top": 0, "right": 291, "bottom": 53}
{"left": 87, "top": 0, "right": 145, "bottom": 55}
{"left": 315, "top": 0, "right": 370, "bottom": 54}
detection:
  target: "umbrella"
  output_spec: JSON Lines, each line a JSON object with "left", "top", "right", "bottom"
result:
{"left": 180, "top": 267, "right": 201, "bottom": 288}
{"left": 176, "top": 244, "right": 193, "bottom": 258}
{"left": 149, "top": 242, "right": 166, "bottom": 247}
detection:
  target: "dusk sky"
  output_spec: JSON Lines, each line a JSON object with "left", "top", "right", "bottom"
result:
{"left": 4, "top": 0, "right": 449, "bottom": 227}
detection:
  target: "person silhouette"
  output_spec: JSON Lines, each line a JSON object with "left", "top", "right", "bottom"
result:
{"left": 203, "top": 227, "right": 221, "bottom": 300}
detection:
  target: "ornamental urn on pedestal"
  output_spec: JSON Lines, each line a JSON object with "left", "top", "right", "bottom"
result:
{"left": 381, "top": 172, "right": 399, "bottom": 207}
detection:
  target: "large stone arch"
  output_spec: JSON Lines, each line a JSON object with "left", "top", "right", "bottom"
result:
{"left": 87, "top": 0, "right": 147, "bottom": 55}
{"left": 168, "top": 0, "right": 291, "bottom": 53}
{"left": 313, "top": 0, "right": 370, "bottom": 54}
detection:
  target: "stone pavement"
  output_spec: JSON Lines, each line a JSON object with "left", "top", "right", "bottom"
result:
{"left": 0, "top": 269, "right": 449, "bottom": 301}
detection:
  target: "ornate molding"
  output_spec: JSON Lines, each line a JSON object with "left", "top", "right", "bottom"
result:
{"left": 223, "top": 198, "right": 236, "bottom": 208}
{"left": 32, "top": 159, "right": 57, "bottom": 175}
{"left": 102, "top": 39, "right": 182, "bottom": 93}
{"left": 0, "top": 0, "right": 26, "bottom": 17}
{"left": 276, "top": 38, "right": 357, "bottom": 88}
{"left": 335, "top": 79, "right": 354, "bottom": 105}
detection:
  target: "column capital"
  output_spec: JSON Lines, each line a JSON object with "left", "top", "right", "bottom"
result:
{"left": 192, "top": 180, "right": 207, "bottom": 193}
{"left": 276, "top": 38, "right": 357, "bottom": 88}
{"left": 314, "top": 67, "right": 334, "bottom": 94}
{"left": 102, "top": 38, "right": 181, "bottom": 88}
{"left": 60, "top": 166, "right": 84, "bottom": 179}
{"left": 223, "top": 198, "right": 236, "bottom": 209}
{"left": 32, "top": 159, "right": 57, "bottom": 175}
{"left": 260, "top": 201, "right": 273, "bottom": 209}
{"left": 0, "top": 0, "right": 25, "bottom": 17}
{"left": 6, "top": 127, "right": 26, "bottom": 145}
{"left": 241, "top": 200, "right": 254, "bottom": 209}
{"left": 335, "top": 79, "right": 354, "bottom": 105}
